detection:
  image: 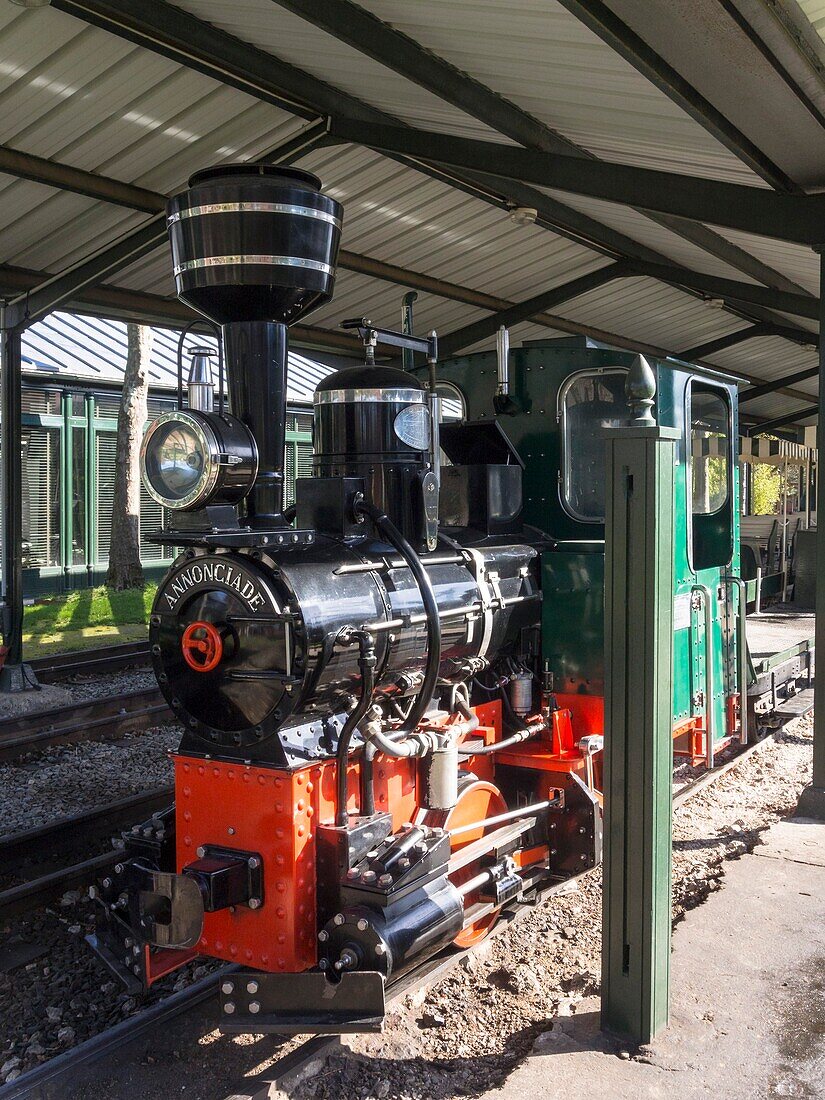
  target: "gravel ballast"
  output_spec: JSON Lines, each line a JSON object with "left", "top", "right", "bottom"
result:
{"left": 0, "top": 724, "right": 179, "bottom": 838}
{"left": 0, "top": 715, "right": 815, "bottom": 1092}
{"left": 293, "top": 716, "right": 815, "bottom": 1100}
{"left": 60, "top": 668, "right": 156, "bottom": 702}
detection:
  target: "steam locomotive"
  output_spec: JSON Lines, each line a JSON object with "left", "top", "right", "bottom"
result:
{"left": 90, "top": 162, "right": 750, "bottom": 1033}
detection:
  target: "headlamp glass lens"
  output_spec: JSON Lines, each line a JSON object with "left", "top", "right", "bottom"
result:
{"left": 145, "top": 420, "right": 206, "bottom": 502}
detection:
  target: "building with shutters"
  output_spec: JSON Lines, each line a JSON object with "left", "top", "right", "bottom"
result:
{"left": 19, "top": 312, "right": 339, "bottom": 597}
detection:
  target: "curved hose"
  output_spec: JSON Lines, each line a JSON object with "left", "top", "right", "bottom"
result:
{"left": 335, "top": 630, "right": 376, "bottom": 827}
{"left": 355, "top": 500, "right": 441, "bottom": 734}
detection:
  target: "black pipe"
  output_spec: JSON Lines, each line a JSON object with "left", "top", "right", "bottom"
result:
{"left": 356, "top": 500, "right": 441, "bottom": 733}
{"left": 223, "top": 320, "right": 288, "bottom": 526}
{"left": 335, "top": 630, "right": 377, "bottom": 828}
{"left": 457, "top": 729, "right": 535, "bottom": 756}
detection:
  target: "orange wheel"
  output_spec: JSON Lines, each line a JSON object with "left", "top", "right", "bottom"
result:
{"left": 181, "top": 621, "right": 224, "bottom": 673}
{"left": 420, "top": 779, "right": 508, "bottom": 949}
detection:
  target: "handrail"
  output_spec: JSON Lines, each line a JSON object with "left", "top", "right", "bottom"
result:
{"left": 692, "top": 584, "right": 715, "bottom": 768}
{"left": 727, "top": 576, "right": 749, "bottom": 747}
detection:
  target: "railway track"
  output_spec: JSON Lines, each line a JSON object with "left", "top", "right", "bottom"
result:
{"left": 0, "top": 686, "right": 171, "bottom": 763}
{"left": 0, "top": 786, "right": 174, "bottom": 920}
{"left": 29, "top": 641, "right": 150, "bottom": 684}
{"left": 0, "top": 727, "right": 779, "bottom": 1100}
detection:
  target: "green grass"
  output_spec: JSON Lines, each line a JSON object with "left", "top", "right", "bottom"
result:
{"left": 23, "top": 584, "right": 157, "bottom": 658}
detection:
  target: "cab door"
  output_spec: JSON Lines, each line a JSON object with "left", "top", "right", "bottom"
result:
{"left": 687, "top": 381, "right": 737, "bottom": 763}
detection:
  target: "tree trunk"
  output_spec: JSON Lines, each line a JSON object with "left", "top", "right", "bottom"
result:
{"left": 106, "top": 324, "right": 151, "bottom": 590}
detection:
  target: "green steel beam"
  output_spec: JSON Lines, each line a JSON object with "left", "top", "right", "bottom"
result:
{"left": 1, "top": 123, "right": 330, "bottom": 331}
{"left": 48, "top": 0, "right": 811, "bottom": 338}
{"left": 85, "top": 394, "right": 97, "bottom": 569}
{"left": 61, "top": 394, "right": 72, "bottom": 576}
{"left": 555, "top": 0, "right": 797, "bottom": 191}
{"left": 677, "top": 324, "right": 776, "bottom": 361}
{"left": 813, "top": 250, "right": 825, "bottom": 790}
{"left": 601, "top": 359, "right": 677, "bottom": 1043}
{"left": 0, "top": 321, "right": 26, "bottom": 683}
{"left": 437, "top": 263, "right": 628, "bottom": 357}
{"left": 271, "top": 0, "right": 810, "bottom": 296}
{"left": 739, "top": 365, "right": 819, "bottom": 404}
{"left": 748, "top": 404, "right": 818, "bottom": 433}
{"left": 326, "top": 119, "right": 825, "bottom": 245}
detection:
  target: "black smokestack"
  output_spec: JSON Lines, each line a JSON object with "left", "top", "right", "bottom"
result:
{"left": 166, "top": 163, "right": 343, "bottom": 524}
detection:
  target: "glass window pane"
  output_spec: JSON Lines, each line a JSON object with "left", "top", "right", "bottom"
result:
{"left": 72, "top": 427, "right": 86, "bottom": 564}
{"left": 562, "top": 371, "right": 629, "bottom": 521}
{"left": 96, "top": 430, "right": 116, "bottom": 564}
{"left": 22, "top": 427, "right": 61, "bottom": 567}
{"left": 436, "top": 383, "right": 465, "bottom": 424}
{"left": 691, "top": 388, "right": 729, "bottom": 515}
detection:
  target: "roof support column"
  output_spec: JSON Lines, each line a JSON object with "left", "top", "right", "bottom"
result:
{"left": 797, "top": 250, "right": 825, "bottom": 816}
{"left": 601, "top": 357, "right": 678, "bottom": 1042}
{"left": 0, "top": 313, "right": 35, "bottom": 690}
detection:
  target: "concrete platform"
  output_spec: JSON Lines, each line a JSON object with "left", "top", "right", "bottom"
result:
{"left": 0, "top": 680, "right": 72, "bottom": 718}
{"left": 746, "top": 603, "right": 815, "bottom": 662}
{"left": 482, "top": 817, "right": 825, "bottom": 1100}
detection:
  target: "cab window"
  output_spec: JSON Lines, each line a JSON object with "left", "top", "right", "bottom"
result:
{"left": 691, "top": 388, "right": 729, "bottom": 515}
{"left": 689, "top": 382, "right": 733, "bottom": 570}
{"left": 561, "top": 369, "right": 629, "bottom": 522}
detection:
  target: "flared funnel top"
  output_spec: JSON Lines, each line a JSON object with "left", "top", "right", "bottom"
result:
{"left": 166, "top": 163, "right": 343, "bottom": 326}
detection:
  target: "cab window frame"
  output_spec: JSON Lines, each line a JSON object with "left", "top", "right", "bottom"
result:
{"left": 558, "top": 366, "right": 629, "bottom": 524}
{"left": 686, "top": 378, "right": 734, "bottom": 573}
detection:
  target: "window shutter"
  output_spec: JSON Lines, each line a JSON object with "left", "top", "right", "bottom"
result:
{"left": 96, "top": 431, "right": 117, "bottom": 563}
{"left": 22, "top": 427, "right": 61, "bottom": 568}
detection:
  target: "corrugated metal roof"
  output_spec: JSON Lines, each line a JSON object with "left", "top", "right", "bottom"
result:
{"left": 0, "top": 0, "right": 818, "bottom": 431}
{"left": 21, "top": 311, "right": 332, "bottom": 403}
{"left": 177, "top": 0, "right": 761, "bottom": 184}
{"left": 0, "top": 3, "right": 306, "bottom": 272}
{"left": 559, "top": 277, "right": 746, "bottom": 356}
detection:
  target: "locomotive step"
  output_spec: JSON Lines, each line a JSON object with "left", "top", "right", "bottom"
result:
{"left": 773, "top": 688, "right": 815, "bottom": 719}
{"left": 219, "top": 970, "right": 386, "bottom": 1034}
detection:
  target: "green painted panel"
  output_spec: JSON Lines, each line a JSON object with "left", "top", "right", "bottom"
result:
{"left": 542, "top": 549, "right": 604, "bottom": 695}
{"left": 429, "top": 339, "right": 741, "bottom": 745}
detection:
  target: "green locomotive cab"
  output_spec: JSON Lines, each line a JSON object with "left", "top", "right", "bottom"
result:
{"left": 432, "top": 336, "right": 746, "bottom": 771}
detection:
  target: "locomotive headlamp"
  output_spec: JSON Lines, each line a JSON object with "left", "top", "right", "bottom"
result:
{"left": 140, "top": 408, "right": 257, "bottom": 512}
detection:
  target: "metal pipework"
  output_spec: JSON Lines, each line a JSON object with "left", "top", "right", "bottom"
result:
{"left": 692, "top": 584, "right": 716, "bottom": 768}
{"left": 727, "top": 576, "right": 749, "bottom": 747}
{"left": 448, "top": 798, "right": 554, "bottom": 838}
{"left": 495, "top": 325, "right": 510, "bottom": 399}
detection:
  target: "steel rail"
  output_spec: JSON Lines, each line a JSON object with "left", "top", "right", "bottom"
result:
{"left": 0, "top": 687, "right": 171, "bottom": 762}
{"left": 0, "top": 965, "right": 237, "bottom": 1100}
{"left": 0, "top": 786, "right": 174, "bottom": 919}
{"left": 0, "top": 726, "right": 784, "bottom": 1098}
{"left": 29, "top": 641, "right": 151, "bottom": 682}
{"left": 0, "top": 786, "right": 174, "bottom": 871}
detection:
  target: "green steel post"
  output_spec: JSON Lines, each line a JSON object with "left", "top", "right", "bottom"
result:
{"left": 601, "top": 355, "right": 678, "bottom": 1043}
{"left": 61, "top": 392, "right": 72, "bottom": 581}
{"left": 798, "top": 250, "right": 825, "bottom": 818}
{"left": 0, "top": 314, "right": 37, "bottom": 688}
{"left": 85, "top": 395, "right": 96, "bottom": 577}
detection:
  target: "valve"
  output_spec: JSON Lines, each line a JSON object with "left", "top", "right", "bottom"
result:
{"left": 181, "top": 621, "right": 224, "bottom": 673}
